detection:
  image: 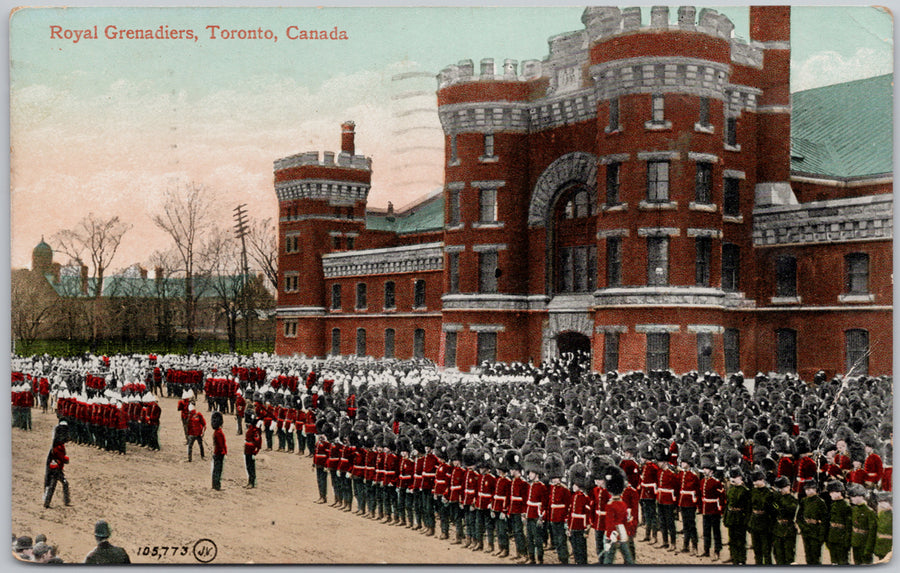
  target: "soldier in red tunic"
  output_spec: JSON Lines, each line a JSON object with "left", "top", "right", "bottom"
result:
{"left": 602, "top": 465, "right": 634, "bottom": 564}
{"left": 243, "top": 411, "right": 262, "bottom": 489}
{"left": 698, "top": 454, "right": 725, "bottom": 560}
{"left": 211, "top": 411, "right": 226, "bottom": 490}
{"left": 638, "top": 441, "right": 660, "bottom": 544}
{"left": 491, "top": 452, "right": 513, "bottom": 557}
{"left": 566, "top": 462, "right": 592, "bottom": 564}
{"left": 475, "top": 455, "right": 496, "bottom": 552}
{"left": 522, "top": 451, "right": 547, "bottom": 564}
{"left": 863, "top": 438, "right": 884, "bottom": 490}
{"left": 543, "top": 453, "right": 571, "bottom": 563}
{"left": 793, "top": 436, "right": 817, "bottom": 495}
{"left": 43, "top": 422, "right": 71, "bottom": 508}
{"left": 506, "top": 451, "right": 529, "bottom": 561}
{"left": 235, "top": 389, "right": 245, "bottom": 436}
{"left": 676, "top": 444, "right": 701, "bottom": 554}
{"left": 186, "top": 404, "right": 206, "bottom": 462}
{"left": 656, "top": 443, "right": 680, "bottom": 550}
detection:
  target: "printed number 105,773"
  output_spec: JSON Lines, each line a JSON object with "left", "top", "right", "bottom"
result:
{"left": 138, "top": 546, "right": 190, "bottom": 558}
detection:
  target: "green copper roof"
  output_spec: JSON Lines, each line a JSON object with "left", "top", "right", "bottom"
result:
{"left": 366, "top": 190, "right": 444, "bottom": 234}
{"left": 791, "top": 74, "right": 893, "bottom": 179}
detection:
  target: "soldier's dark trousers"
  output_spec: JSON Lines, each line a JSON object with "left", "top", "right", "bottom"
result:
{"left": 659, "top": 503, "right": 676, "bottom": 546}
{"left": 316, "top": 467, "right": 328, "bottom": 500}
{"left": 827, "top": 542, "right": 850, "bottom": 565}
{"left": 525, "top": 518, "right": 543, "bottom": 562}
{"left": 212, "top": 454, "right": 224, "bottom": 490}
{"left": 330, "top": 470, "right": 341, "bottom": 503}
{"left": 773, "top": 534, "right": 796, "bottom": 564}
{"left": 117, "top": 429, "right": 126, "bottom": 454}
{"left": 455, "top": 504, "right": 466, "bottom": 541}
{"left": 405, "top": 490, "right": 416, "bottom": 525}
{"left": 149, "top": 425, "right": 160, "bottom": 450}
{"left": 396, "top": 488, "right": 407, "bottom": 521}
{"left": 851, "top": 546, "right": 873, "bottom": 565}
{"left": 354, "top": 477, "right": 364, "bottom": 510}
{"left": 276, "top": 429, "right": 285, "bottom": 450}
{"left": 801, "top": 536, "right": 823, "bottom": 564}
{"left": 187, "top": 435, "right": 204, "bottom": 461}
{"left": 236, "top": 416, "right": 243, "bottom": 436}
{"left": 368, "top": 483, "right": 378, "bottom": 515}
{"left": 641, "top": 499, "right": 659, "bottom": 537}
{"left": 465, "top": 506, "right": 477, "bottom": 540}
{"left": 509, "top": 514, "right": 526, "bottom": 556}
{"left": 264, "top": 429, "right": 273, "bottom": 450}
{"left": 570, "top": 529, "right": 587, "bottom": 564}
{"left": 603, "top": 541, "right": 635, "bottom": 564}
{"left": 702, "top": 514, "right": 723, "bottom": 554}
{"left": 681, "top": 507, "right": 698, "bottom": 550}
{"left": 383, "top": 485, "right": 395, "bottom": 519}
{"left": 728, "top": 526, "right": 747, "bottom": 564}
{"left": 43, "top": 470, "right": 70, "bottom": 507}
{"left": 595, "top": 529, "right": 607, "bottom": 562}
{"left": 483, "top": 510, "right": 495, "bottom": 547}
{"left": 245, "top": 454, "right": 257, "bottom": 487}
{"left": 374, "top": 484, "right": 384, "bottom": 516}
{"left": 286, "top": 431, "right": 294, "bottom": 452}
{"left": 750, "top": 530, "right": 773, "bottom": 564}
{"left": 496, "top": 514, "right": 510, "bottom": 552}
{"left": 439, "top": 500, "right": 451, "bottom": 536}
{"left": 306, "top": 434, "right": 315, "bottom": 455}
{"left": 549, "top": 521, "right": 568, "bottom": 563}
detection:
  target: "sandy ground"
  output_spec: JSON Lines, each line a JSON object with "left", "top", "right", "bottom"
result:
{"left": 12, "top": 396, "right": 822, "bottom": 565}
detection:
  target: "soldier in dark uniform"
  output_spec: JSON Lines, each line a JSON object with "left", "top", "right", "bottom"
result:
{"left": 84, "top": 521, "right": 130, "bottom": 564}
{"left": 723, "top": 468, "right": 750, "bottom": 564}
{"left": 825, "top": 480, "right": 852, "bottom": 564}
{"left": 211, "top": 411, "right": 226, "bottom": 491}
{"left": 796, "top": 481, "right": 828, "bottom": 564}
{"left": 848, "top": 483, "right": 876, "bottom": 564}
{"left": 43, "top": 422, "right": 71, "bottom": 508}
{"left": 771, "top": 475, "right": 798, "bottom": 564}
{"left": 747, "top": 469, "right": 774, "bottom": 564}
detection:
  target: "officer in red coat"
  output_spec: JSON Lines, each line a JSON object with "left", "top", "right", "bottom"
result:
{"left": 638, "top": 441, "right": 660, "bottom": 544}
{"left": 863, "top": 438, "right": 884, "bottom": 490}
{"left": 656, "top": 444, "right": 681, "bottom": 550}
{"left": 43, "top": 422, "right": 71, "bottom": 508}
{"left": 234, "top": 389, "right": 245, "bottom": 436}
{"left": 676, "top": 445, "right": 702, "bottom": 554}
{"left": 566, "top": 462, "right": 592, "bottom": 564}
{"left": 522, "top": 451, "right": 547, "bottom": 564}
{"left": 211, "top": 411, "right": 226, "bottom": 490}
{"left": 698, "top": 454, "right": 725, "bottom": 560}
{"left": 243, "top": 411, "right": 262, "bottom": 488}
{"left": 186, "top": 405, "right": 206, "bottom": 462}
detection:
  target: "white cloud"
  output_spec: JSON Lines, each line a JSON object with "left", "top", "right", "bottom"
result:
{"left": 792, "top": 47, "right": 893, "bottom": 92}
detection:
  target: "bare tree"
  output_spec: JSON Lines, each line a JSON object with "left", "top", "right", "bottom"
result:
{"left": 148, "top": 249, "right": 180, "bottom": 349}
{"left": 151, "top": 182, "right": 211, "bottom": 353}
{"left": 247, "top": 216, "right": 278, "bottom": 291}
{"left": 11, "top": 270, "right": 57, "bottom": 352}
{"left": 197, "top": 227, "right": 244, "bottom": 353}
{"left": 52, "top": 214, "right": 132, "bottom": 351}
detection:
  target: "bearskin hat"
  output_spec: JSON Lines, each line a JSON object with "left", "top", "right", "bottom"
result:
{"left": 753, "top": 430, "right": 771, "bottom": 449}
{"left": 569, "top": 462, "right": 591, "bottom": 491}
{"left": 604, "top": 465, "right": 627, "bottom": 497}
{"left": 211, "top": 411, "right": 223, "bottom": 430}
{"left": 384, "top": 435, "right": 396, "bottom": 452}
{"left": 503, "top": 449, "right": 522, "bottom": 473}
{"left": 543, "top": 452, "right": 565, "bottom": 480}
{"left": 826, "top": 480, "right": 845, "bottom": 494}
{"left": 621, "top": 436, "right": 638, "bottom": 454}
{"left": 699, "top": 453, "right": 716, "bottom": 470}
{"left": 522, "top": 451, "right": 544, "bottom": 476}
{"left": 721, "top": 447, "right": 742, "bottom": 469}
{"left": 52, "top": 422, "right": 68, "bottom": 444}
{"left": 545, "top": 433, "right": 563, "bottom": 455}
{"left": 789, "top": 434, "right": 808, "bottom": 456}
{"left": 398, "top": 436, "right": 412, "bottom": 454}
{"left": 679, "top": 442, "right": 698, "bottom": 466}
{"left": 727, "top": 467, "right": 744, "bottom": 480}
{"left": 849, "top": 416, "right": 865, "bottom": 435}
{"left": 847, "top": 483, "right": 867, "bottom": 498}
{"left": 849, "top": 440, "right": 867, "bottom": 463}
{"left": 654, "top": 440, "right": 670, "bottom": 463}
{"left": 462, "top": 448, "right": 479, "bottom": 468}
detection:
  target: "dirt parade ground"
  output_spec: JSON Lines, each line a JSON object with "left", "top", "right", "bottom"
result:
{"left": 12, "top": 394, "right": 823, "bottom": 565}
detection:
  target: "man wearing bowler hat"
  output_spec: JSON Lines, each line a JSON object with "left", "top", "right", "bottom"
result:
{"left": 84, "top": 520, "right": 130, "bottom": 564}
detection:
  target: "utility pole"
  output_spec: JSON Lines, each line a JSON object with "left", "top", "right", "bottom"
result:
{"left": 233, "top": 204, "right": 251, "bottom": 352}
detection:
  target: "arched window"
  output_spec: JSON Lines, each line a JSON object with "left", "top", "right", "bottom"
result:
{"left": 356, "top": 328, "right": 366, "bottom": 357}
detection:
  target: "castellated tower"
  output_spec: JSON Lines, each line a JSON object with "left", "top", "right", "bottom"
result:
{"left": 436, "top": 6, "right": 791, "bottom": 373}
{"left": 274, "top": 122, "right": 372, "bottom": 356}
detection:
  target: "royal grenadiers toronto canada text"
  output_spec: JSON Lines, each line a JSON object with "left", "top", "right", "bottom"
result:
{"left": 49, "top": 24, "right": 350, "bottom": 43}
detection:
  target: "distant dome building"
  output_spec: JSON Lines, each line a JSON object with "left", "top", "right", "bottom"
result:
{"left": 31, "top": 238, "right": 53, "bottom": 274}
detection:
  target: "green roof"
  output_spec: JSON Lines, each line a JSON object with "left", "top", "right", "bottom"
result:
{"left": 366, "top": 190, "right": 444, "bottom": 234}
{"left": 791, "top": 74, "right": 893, "bottom": 179}
{"left": 49, "top": 274, "right": 252, "bottom": 299}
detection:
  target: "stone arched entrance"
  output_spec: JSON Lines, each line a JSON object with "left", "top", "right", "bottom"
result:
{"left": 556, "top": 331, "right": 591, "bottom": 357}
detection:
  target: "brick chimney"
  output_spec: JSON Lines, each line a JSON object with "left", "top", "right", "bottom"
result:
{"left": 341, "top": 121, "right": 356, "bottom": 155}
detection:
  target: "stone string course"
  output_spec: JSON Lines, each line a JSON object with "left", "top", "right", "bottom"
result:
{"left": 753, "top": 196, "right": 893, "bottom": 246}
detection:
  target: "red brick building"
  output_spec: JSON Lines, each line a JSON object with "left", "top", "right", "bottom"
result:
{"left": 275, "top": 6, "right": 892, "bottom": 379}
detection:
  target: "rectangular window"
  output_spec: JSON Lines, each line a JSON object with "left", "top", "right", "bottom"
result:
{"left": 722, "top": 243, "right": 740, "bottom": 292}
{"left": 479, "top": 251, "right": 499, "bottom": 293}
{"left": 725, "top": 117, "right": 738, "bottom": 146}
{"left": 776, "top": 328, "right": 797, "bottom": 374}
{"left": 647, "top": 237, "right": 669, "bottom": 286}
{"left": 285, "top": 234, "right": 300, "bottom": 254}
{"left": 479, "top": 188, "right": 498, "bottom": 223}
{"left": 697, "top": 332, "right": 713, "bottom": 374}
{"left": 477, "top": 332, "right": 498, "bottom": 364}
{"left": 448, "top": 188, "right": 461, "bottom": 226}
{"left": 845, "top": 329, "right": 869, "bottom": 376}
{"left": 603, "top": 332, "right": 619, "bottom": 373}
{"left": 356, "top": 328, "right": 366, "bottom": 357}
{"left": 330, "top": 328, "right": 341, "bottom": 356}
{"left": 448, "top": 252, "right": 460, "bottom": 294}
{"left": 413, "top": 328, "right": 426, "bottom": 359}
{"left": 383, "top": 281, "right": 395, "bottom": 309}
{"left": 723, "top": 177, "right": 740, "bottom": 217}
{"left": 609, "top": 97, "right": 620, "bottom": 131}
{"left": 652, "top": 94, "right": 665, "bottom": 123}
{"left": 355, "top": 283, "right": 367, "bottom": 309}
{"left": 414, "top": 280, "right": 426, "bottom": 308}
{"left": 449, "top": 134, "right": 458, "bottom": 163}
{"left": 283, "top": 274, "right": 299, "bottom": 293}
{"left": 695, "top": 237, "right": 712, "bottom": 287}
{"left": 346, "top": 236, "right": 355, "bottom": 250}
{"left": 332, "top": 236, "right": 341, "bottom": 250}
{"left": 444, "top": 331, "right": 457, "bottom": 368}
{"left": 695, "top": 162, "right": 712, "bottom": 204}
{"left": 557, "top": 246, "right": 596, "bottom": 293}
{"left": 845, "top": 253, "right": 869, "bottom": 294}
{"left": 699, "top": 97, "right": 710, "bottom": 126}
{"left": 606, "top": 237, "right": 622, "bottom": 288}
{"left": 331, "top": 284, "right": 341, "bottom": 310}
{"left": 646, "top": 332, "right": 670, "bottom": 371}
{"left": 775, "top": 256, "right": 797, "bottom": 297}
{"left": 605, "top": 163, "right": 620, "bottom": 205}
{"left": 283, "top": 320, "right": 298, "bottom": 338}
{"left": 646, "top": 161, "right": 669, "bottom": 202}
{"left": 384, "top": 328, "right": 395, "bottom": 359}
{"left": 484, "top": 133, "right": 495, "bottom": 158}
{"left": 724, "top": 328, "right": 740, "bottom": 374}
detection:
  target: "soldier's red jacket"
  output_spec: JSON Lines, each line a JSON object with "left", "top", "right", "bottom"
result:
{"left": 364, "top": 448, "right": 377, "bottom": 482}
{"left": 213, "top": 428, "right": 227, "bottom": 456}
{"left": 463, "top": 469, "right": 480, "bottom": 506}
{"left": 412, "top": 455, "right": 425, "bottom": 491}
{"left": 313, "top": 440, "right": 330, "bottom": 467}
{"left": 235, "top": 394, "right": 246, "bottom": 418}
{"left": 566, "top": 490, "right": 591, "bottom": 531}
{"left": 244, "top": 425, "right": 262, "bottom": 456}
{"left": 351, "top": 447, "right": 367, "bottom": 479}
{"left": 657, "top": 465, "right": 680, "bottom": 505}
{"left": 492, "top": 474, "right": 512, "bottom": 514}
{"left": 187, "top": 411, "right": 206, "bottom": 437}
{"left": 847, "top": 467, "right": 867, "bottom": 485}
{"left": 699, "top": 475, "right": 725, "bottom": 516}
{"left": 677, "top": 469, "right": 701, "bottom": 509}
{"left": 375, "top": 451, "right": 387, "bottom": 485}
{"left": 340, "top": 445, "right": 356, "bottom": 474}
{"left": 545, "top": 482, "right": 571, "bottom": 523}
{"left": 620, "top": 457, "right": 641, "bottom": 489}
{"left": 590, "top": 485, "right": 611, "bottom": 531}
{"left": 794, "top": 455, "right": 817, "bottom": 492}
{"left": 422, "top": 452, "right": 438, "bottom": 492}
{"left": 524, "top": 480, "right": 547, "bottom": 520}
{"left": 476, "top": 472, "right": 495, "bottom": 511}
{"left": 433, "top": 461, "right": 450, "bottom": 497}
{"left": 881, "top": 466, "right": 892, "bottom": 492}
{"left": 448, "top": 465, "right": 466, "bottom": 503}
{"left": 639, "top": 461, "right": 659, "bottom": 500}
{"left": 622, "top": 485, "right": 640, "bottom": 537}
{"left": 777, "top": 456, "right": 796, "bottom": 482}
{"left": 384, "top": 452, "right": 400, "bottom": 487}
{"left": 508, "top": 476, "right": 529, "bottom": 515}
{"left": 864, "top": 452, "right": 884, "bottom": 486}
{"left": 604, "top": 497, "right": 629, "bottom": 538}
{"left": 398, "top": 456, "right": 415, "bottom": 490}
{"left": 48, "top": 443, "right": 69, "bottom": 471}
{"left": 326, "top": 443, "right": 342, "bottom": 471}
{"left": 177, "top": 399, "right": 190, "bottom": 421}
{"left": 304, "top": 411, "right": 317, "bottom": 435}
{"left": 834, "top": 453, "right": 852, "bottom": 471}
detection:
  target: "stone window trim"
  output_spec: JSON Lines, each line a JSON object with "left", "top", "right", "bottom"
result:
{"left": 638, "top": 227, "right": 680, "bottom": 237}
{"left": 602, "top": 202, "right": 628, "bottom": 213}
{"left": 328, "top": 230, "right": 343, "bottom": 237}
{"left": 639, "top": 200, "right": 678, "bottom": 211}
{"left": 472, "top": 243, "right": 508, "bottom": 252}
{"left": 597, "top": 229, "right": 630, "bottom": 239}
{"left": 283, "top": 320, "right": 298, "bottom": 338}
{"left": 446, "top": 181, "right": 465, "bottom": 190}
{"left": 724, "top": 143, "right": 742, "bottom": 153}
{"left": 472, "top": 221, "right": 505, "bottom": 230}
{"left": 689, "top": 202, "right": 718, "bottom": 212}
{"left": 595, "top": 325, "right": 628, "bottom": 334}
{"left": 687, "top": 324, "right": 724, "bottom": 334}
{"left": 442, "top": 323, "right": 464, "bottom": 332}
{"left": 444, "top": 245, "right": 466, "bottom": 253}
{"left": 469, "top": 324, "right": 506, "bottom": 333}
{"left": 694, "top": 122, "right": 715, "bottom": 134}
{"left": 686, "top": 228, "right": 722, "bottom": 239}
{"left": 479, "top": 155, "right": 500, "bottom": 164}
{"left": 770, "top": 296, "right": 802, "bottom": 305}
{"left": 637, "top": 151, "right": 680, "bottom": 161}
{"left": 644, "top": 119, "right": 673, "bottom": 131}
{"left": 838, "top": 293, "right": 876, "bottom": 303}
{"left": 599, "top": 153, "right": 630, "bottom": 165}
{"left": 283, "top": 272, "right": 300, "bottom": 293}
{"left": 723, "top": 169, "right": 746, "bottom": 180}
{"left": 688, "top": 152, "right": 719, "bottom": 163}
{"left": 635, "top": 324, "right": 681, "bottom": 334}
{"left": 471, "top": 180, "right": 507, "bottom": 188}
{"left": 445, "top": 224, "right": 465, "bottom": 232}
{"left": 723, "top": 214, "right": 744, "bottom": 224}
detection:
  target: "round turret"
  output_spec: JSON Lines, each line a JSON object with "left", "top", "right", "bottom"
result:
{"left": 32, "top": 237, "right": 53, "bottom": 273}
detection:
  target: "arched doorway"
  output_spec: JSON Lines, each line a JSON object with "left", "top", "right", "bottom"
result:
{"left": 556, "top": 331, "right": 591, "bottom": 358}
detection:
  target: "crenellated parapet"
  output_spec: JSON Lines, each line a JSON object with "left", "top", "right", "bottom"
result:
{"left": 274, "top": 150, "right": 372, "bottom": 172}
{"left": 582, "top": 6, "right": 736, "bottom": 43}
